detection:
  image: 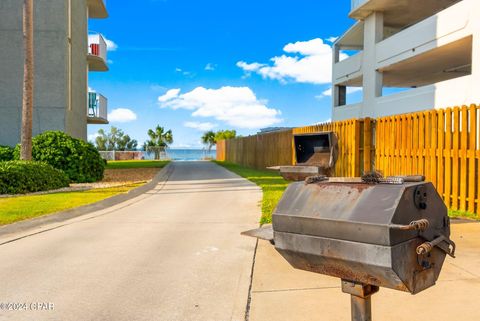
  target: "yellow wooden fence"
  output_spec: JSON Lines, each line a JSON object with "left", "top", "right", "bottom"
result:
{"left": 217, "top": 129, "right": 294, "bottom": 169}
{"left": 375, "top": 105, "right": 480, "bottom": 214}
{"left": 217, "top": 119, "right": 372, "bottom": 177}
{"left": 216, "top": 104, "right": 480, "bottom": 216}
{"left": 293, "top": 119, "right": 374, "bottom": 177}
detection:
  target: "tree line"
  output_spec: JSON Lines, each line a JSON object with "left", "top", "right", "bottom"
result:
{"left": 201, "top": 130, "right": 237, "bottom": 151}
{"left": 93, "top": 125, "right": 173, "bottom": 153}
{"left": 93, "top": 127, "right": 236, "bottom": 153}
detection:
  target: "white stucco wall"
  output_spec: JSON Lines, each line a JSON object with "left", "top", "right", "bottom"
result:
{"left": 332, "top": 0, "right": 480, "bottom": 121}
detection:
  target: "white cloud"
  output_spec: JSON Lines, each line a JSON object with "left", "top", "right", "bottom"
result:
{"left": 326, "top": 36, "right": 338, "bottom": 43}
{"left": 236, "top": 61, "right": 265, "bottom": 72}
{"left": 108, "top": 108, "right": 137, "bottom": 123}
{"left": 104, "top": 37, "right": 118, "bottom": 51}
{"left": 313, "top": 119, "right": 332, "bottom": 125}
{"left": 88, "top": 133, "right": 100, "bottom": 141}
{"left": 150, "top": 84, "right": 167, "bottom": 92}
{"left": 175, "top": 67, "right": 195, "bottom": 78}
{"left": 158, "top": 86, "right": 282, "bottom": 129}
{"left": 205, "top": 63, "right": 216, "bottom": 71}
{"left": 184, "top": 121, "right": 217, "bottom": 131}
{"left": 237, "top": 38, "right": 347, "bottom": 85}
{"left": 316, "top": 87, "right": 363, "bottom": 99}
{"left": 158, "top": 89, "right": 181, "bottom": 102}
{"left": 318, "top": 88, "right": 332, "bottom": 98}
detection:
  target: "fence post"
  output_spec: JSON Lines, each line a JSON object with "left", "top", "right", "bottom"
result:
{"left": 353, "top": 120, "right": 361, "bottom": 176}
{"left": 363, "top": 118, "right": 372, "bottom": 173}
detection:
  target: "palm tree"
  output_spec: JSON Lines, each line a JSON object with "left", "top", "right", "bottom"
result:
{"left": 144, "top": 125, "right": 173, "bottom": 159}
{"left": 201, "top": 131, "right": 216, "bottom": 152}
{"left": 215, "top": 130, "right": 236, "bottom": 141}
{"left": 20, "top": 0, "right": 34, "bottom": 160}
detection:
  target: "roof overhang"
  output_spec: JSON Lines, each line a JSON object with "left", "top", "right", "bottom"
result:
{"left": 87, "top": 0, "right": 108, "bottom": 19}
{"left": 349, "top": 0, "right": 461, "bottom": 28}
{"left": 335, "top": 21, "right": 364, "bottom": 50}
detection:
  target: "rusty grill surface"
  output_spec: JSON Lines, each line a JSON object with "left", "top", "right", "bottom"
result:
{"left": 271, "top": 179, "right": 454, "bottom": 294}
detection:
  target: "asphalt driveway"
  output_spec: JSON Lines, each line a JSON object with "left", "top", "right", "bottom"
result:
{"left": 0, "top": 161, "right": 261, "bottom": 321}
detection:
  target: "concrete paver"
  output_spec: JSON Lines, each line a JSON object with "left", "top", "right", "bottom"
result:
{"left": 249, "top": 221, "right": 480, "bottom": 321}
{"left": 0, "top": 161, "right": 261, "bottom": 321}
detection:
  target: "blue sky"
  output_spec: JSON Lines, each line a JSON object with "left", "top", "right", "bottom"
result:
{"left": 88, "top": 0, "right": 359, "bottom": 148}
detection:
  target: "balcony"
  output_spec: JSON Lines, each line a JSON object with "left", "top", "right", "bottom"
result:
{"left": 87, "top": 33, "right": 108, "bottom": 72}
{"left": 87, "top": 0, "right": 108, "bottom": 19}
{"left": 333, "top": 75, "right": 475, "bottom": 121}
{"left": 375, "top": 75, "right": 475, "bottom": 117}
{"left": 376, "top": 0, "right": 471, "bottom": 71}
{"left": 87, "top": 92, "right": 108, "bottom": 124}
{"left": 333, "top": 52, "right": 363, "bottom": 85}
{"left": 350, "top": 0, "right": 461, "bottom": 29}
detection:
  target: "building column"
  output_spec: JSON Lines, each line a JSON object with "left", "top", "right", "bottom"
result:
{"left": 362, "top": 11, "right": 384, "bottom": 118}
{"left": 332, "top": 42, "right": 347, "bottom": 121}
{"left": 472, "top": 34, "right": 480, "bottom": 105}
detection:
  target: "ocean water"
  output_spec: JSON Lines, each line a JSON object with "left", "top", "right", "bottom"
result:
{"left": 145, "top": 149, "right": 216, "bottom": 161}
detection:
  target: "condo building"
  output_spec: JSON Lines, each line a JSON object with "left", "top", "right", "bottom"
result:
{"left": 332, "top": 0, "right": 480, "bottom": 120}
{"left": 0, "top": 0, "right": 109, "bottom": 147}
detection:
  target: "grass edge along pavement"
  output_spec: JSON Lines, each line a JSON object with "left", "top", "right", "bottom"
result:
{"left": 0, "top": 183, "right": 144, "bottom": 226}
{"left": 213, "top": 161, "right": 480, "bottom": 223}
{"left": 0, "top": 160, "right": 170, "bottom": 226}
{"left": 105, "top": 160, "right": 170, "bottom": 169}
{"left": 213, "top": 161, "right": 289, "bottom": 224}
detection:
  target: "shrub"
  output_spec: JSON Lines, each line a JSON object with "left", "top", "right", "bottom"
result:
{"left": 0, "top": 145, "right": 14, "bottom": 161}
{"left": 0, "top": 161, "right": 70, "bottom": 194}
{"left": 14, "top": 131, "right": 105, "bottom": 183}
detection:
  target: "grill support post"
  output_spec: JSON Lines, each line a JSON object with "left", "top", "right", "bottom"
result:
{"left": 350, "top": 294, "right": 372, "bottom": 321}
{"left": 341, "top": 280, "right": 379, "bottom": 321}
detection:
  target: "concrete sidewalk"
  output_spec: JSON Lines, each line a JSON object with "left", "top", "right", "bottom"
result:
{"left": 249, "top": 221, "right": 480, "bottom": 321}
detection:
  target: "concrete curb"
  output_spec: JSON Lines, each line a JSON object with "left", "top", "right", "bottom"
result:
{"left": 0, "top": 163, "right": 174, "bottom": 237}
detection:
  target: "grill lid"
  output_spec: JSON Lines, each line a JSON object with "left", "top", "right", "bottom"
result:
{"left": 272, "top": 180, "right": 449, "bottom": 246}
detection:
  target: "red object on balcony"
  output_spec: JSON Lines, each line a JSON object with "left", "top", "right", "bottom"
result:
{"left": 90, "top": 44, "right": 99, "bottom": 56}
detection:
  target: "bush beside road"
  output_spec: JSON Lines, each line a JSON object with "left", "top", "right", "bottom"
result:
{"left": 0, "top": 160, "right": 169, "bottom": 226}
{"left": 0, "top": 161, "right": 69, "bottom": 194}
{"left": 14, "top": 131, "right": 105, "bottom": 183}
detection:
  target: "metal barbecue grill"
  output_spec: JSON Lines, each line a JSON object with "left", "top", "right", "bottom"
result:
{"left": 273, "top": 132, "right": 338, "bottom": 181}
{"left": 243, "top": 175, "right": 455, "bottom": 321}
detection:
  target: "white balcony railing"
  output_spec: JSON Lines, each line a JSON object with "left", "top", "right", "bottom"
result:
{"left": 87, "top": 92, "right": 108, "bottom": 123}
{"left": 333, "top": 52, "right": 363, "bottom": 84}
{"left": 375, "top": 0, "right": 469, "bottom": 69}
{"left": 88, "top": 33, "right": 107, "bottom": 64}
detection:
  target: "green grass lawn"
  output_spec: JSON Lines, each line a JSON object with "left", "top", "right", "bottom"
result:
{"left": 0, "top": 183, "right": 143, "bottom": 226}
{"left": 448, "top": 209, "right": 480, "bottom": 221}
{"left": 105, "top": 160, "right": 169, "bottom": 169}
{"left": 214, "top": 161, "right": 290, "bottom": 224}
